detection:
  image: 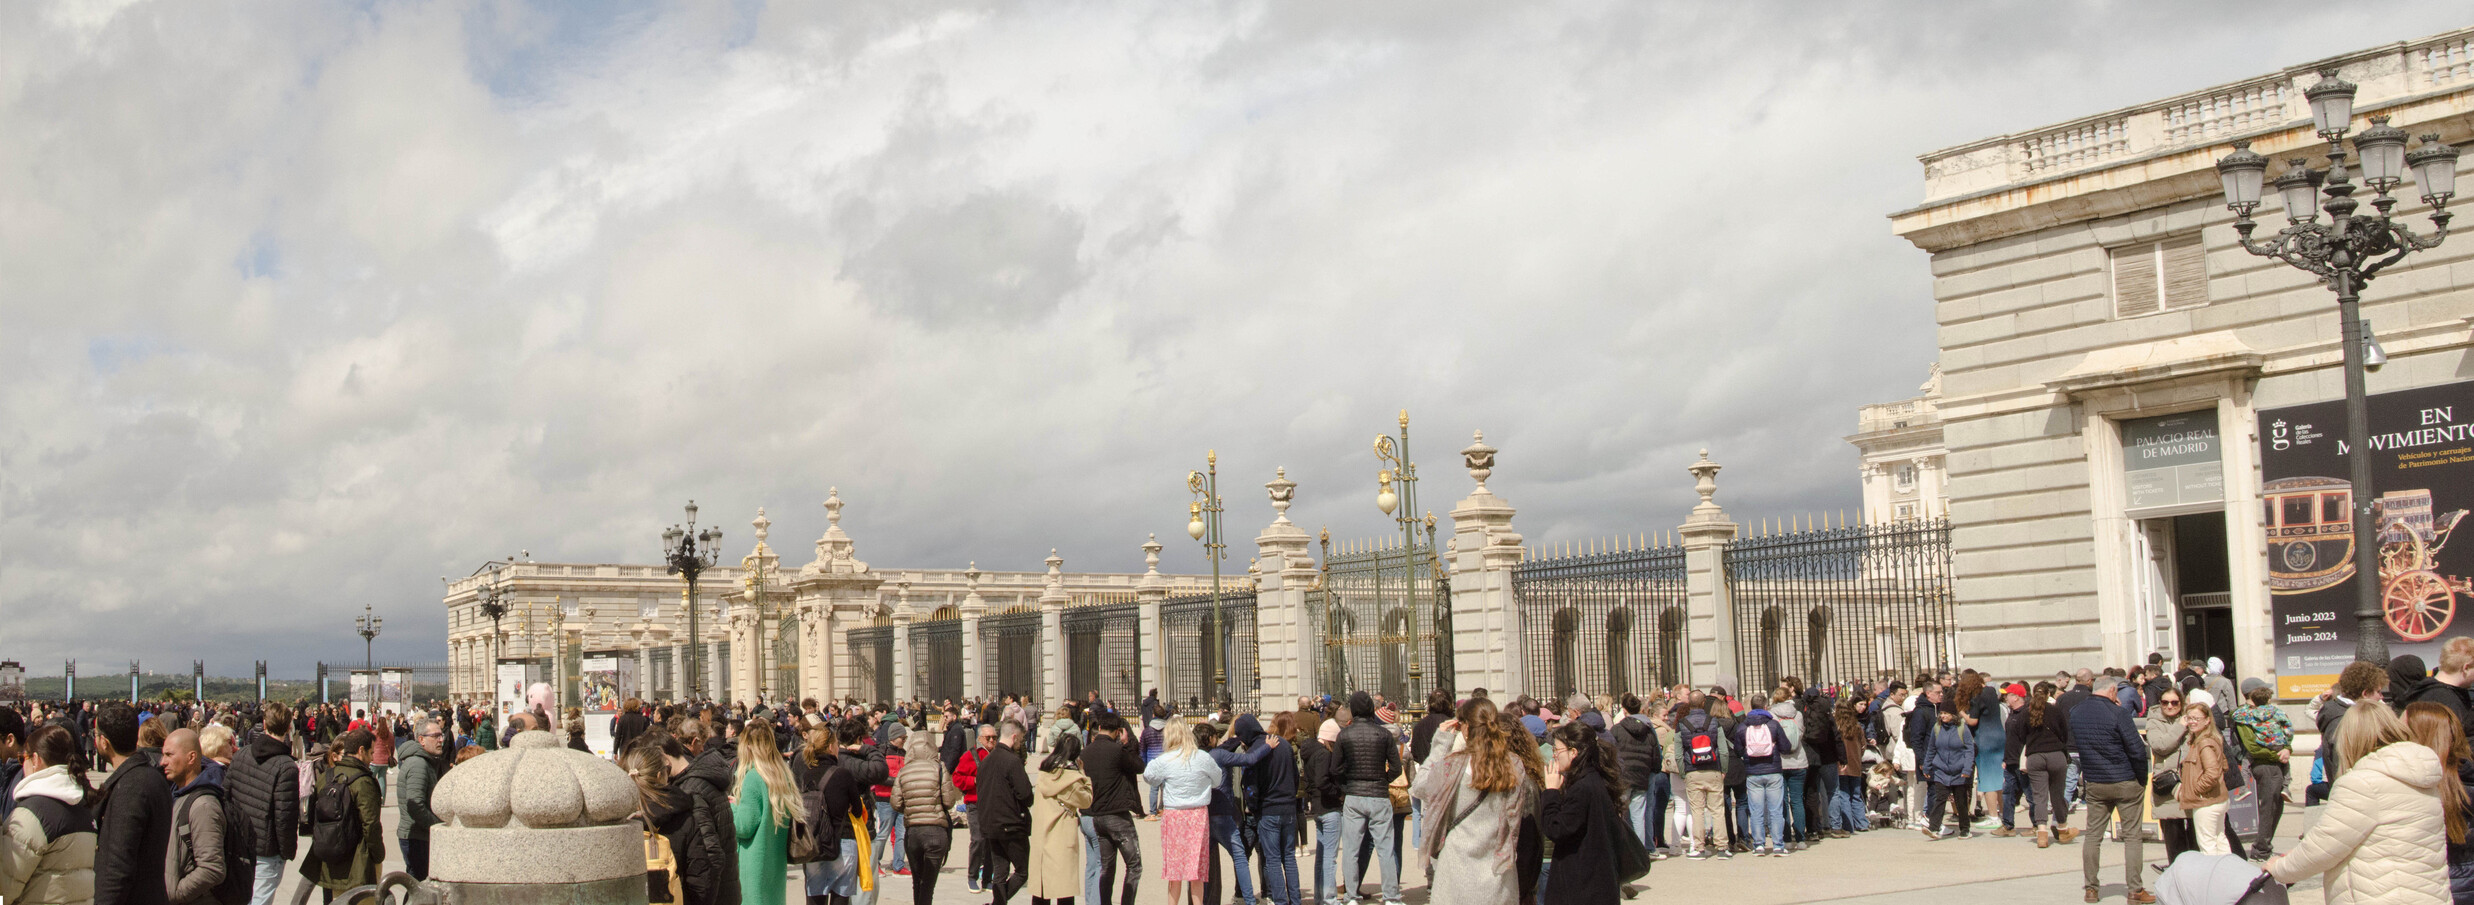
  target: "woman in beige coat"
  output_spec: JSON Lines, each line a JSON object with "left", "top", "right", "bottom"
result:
{"left": 2177, "top": 702, "right": 2232, "bottom": 855}
{"left": 1026, "top": 734, "right": 1094, "bottom": 905}
{"left": 2269, "top": 701, "right": 2449, "bottom": 905}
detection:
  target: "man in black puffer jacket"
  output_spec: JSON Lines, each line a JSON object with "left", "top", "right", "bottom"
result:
{"left": 225, "top": 702, "right": 299, "bottom": 903}
{"left": 973, "top": 723, "right": 1036, "bottom": 905}
{"left": 1612, "top": 694, "right": 1662, "bottom": 854}
{"left": 671, "top": 722, "right": 740, "bottom": 905}
{"left": 1332, "top": 691, "right": 1401, "bottom": 905}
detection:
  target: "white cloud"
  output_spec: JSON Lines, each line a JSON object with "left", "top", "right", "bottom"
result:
{"left": 1, "top": 0, "right": 2464, "bottom": 674}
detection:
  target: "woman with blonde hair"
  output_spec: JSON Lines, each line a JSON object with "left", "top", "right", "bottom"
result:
{"left": 2269, "top": 700, "right": 2448, "bottom": 904}
{"left": 2402, "top": 702, "right": 2474, "bottom": 904}
{"left": 731, "top": 722, "right": 806, "bottom": 905}
{"left": 1142, "top": 719, "right": 1222, "bottom": 905}
{"left": 1412, "top": 698, "right": 1542, "bottom": 905}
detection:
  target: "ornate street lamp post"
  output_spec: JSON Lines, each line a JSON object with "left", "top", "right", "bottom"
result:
{"left": 662, "top": 501, "right": 724, "bottom": 701}
{"left": 1188, "top": 452, "right": 1229, "bottom": 707}
{"left": 1373, "top": 410, "right": 1426, "bottom": 697}
{"left": 2214, "top": 68, "right": 2457, "bottom": 664}
{"left": 356, "top": 602, "right": 384, "bottom": 713}
{"left": 476, "top": 560, "right": 510, "bottom": 708}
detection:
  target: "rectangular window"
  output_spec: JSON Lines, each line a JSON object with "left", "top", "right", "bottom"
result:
{"left": 2111, "top": 234, "right": 2209, "bottom": 318}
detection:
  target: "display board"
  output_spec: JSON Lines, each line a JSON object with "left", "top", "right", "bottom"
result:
{"left": 2261, "top": 380, "right": 2474, "bottom": 696}
{"left": 379, "top": 669, "right": 406, "bottom": 716}
{"left": 2123, "top": 411, "right": 2225, "bottom": 515}
{"left": 579, "top": 656, "right": 627, "bottom": 712}
{"left": 495, "top": 664, "right": 530, "bottom": 722}
{"left": 0, "top": 662, "right": 22, "bottom": 701}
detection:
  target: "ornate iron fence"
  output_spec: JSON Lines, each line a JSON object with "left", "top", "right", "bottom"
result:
{"left": 1161, "top": 590, "right": 1257, "bottom": 709}
{"left": 847, "top": 625, "right": 893, "bottom": 704}
{"left": 981, "top": 609, "right": 1044, "bottom": 701}
{"left": 1306, "top": 543, "right": 1448, "bottom": 703}
{"left": 1513, "top": 543, "right": 1688, "bottom": 700}
{"left": 1724, "top": 517, "right": 1956, "bottom": 694}
{"left": 915, "top": 618, "right": 964, "bottom": 703}
{"left": 1064, "top": 601, "right": 1143, "bottom": 707}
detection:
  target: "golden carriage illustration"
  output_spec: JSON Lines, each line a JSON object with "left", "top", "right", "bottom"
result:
{"left": 2266, "top": 479, "right": 2468, "bottom": 642}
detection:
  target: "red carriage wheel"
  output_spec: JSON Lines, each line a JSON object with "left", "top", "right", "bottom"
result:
{"left": 2384, "top": 570, "right": 2457, "bottom": 642}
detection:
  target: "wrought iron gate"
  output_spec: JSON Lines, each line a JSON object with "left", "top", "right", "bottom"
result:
{"left": 1161, "top": 590, "right": 1257, "bottom": 709}
{"left": 916, "top": 618, "right": 964, "bottom": 703}
{"left": 1513, "top": 542, "right": 1687, "bottom": 699}
{"left": 1065, "top": 602, "right": 1142, "bottom": 707}
{"left": 1306, "top": 543, "right": 1447, "bottom": 703}
{"left": 847, "top": 625, "right": 892, "bottom": 704}
{"left": 1725, "top": 517, "right": 1955, "bottom": 694}
{"left": 772, "top": 612, "right": 799, "bottom": 703}
{"left": 981, "top": 610, "right": 1043, "bottom": 701}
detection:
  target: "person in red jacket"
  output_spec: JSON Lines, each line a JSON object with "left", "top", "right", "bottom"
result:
{"left": 875, "top": 727, "right": 911, "bottom": 876}
{"left": 955, "top": 723, "right": 998, "bottom": 893}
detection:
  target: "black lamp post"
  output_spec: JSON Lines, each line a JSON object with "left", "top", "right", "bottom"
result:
{"left": 663, "top": 501, "right": 723, "bottom": 701}
{"left": 356, "top": 602, "right": 383, "bottom": 713}
{"left": 2214, "top": 67, "right": 2458, "bottom": 665}
{"left": 476, "top": 560, "right": 510, "bottom": 706}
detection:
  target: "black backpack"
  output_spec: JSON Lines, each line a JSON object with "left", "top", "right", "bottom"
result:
{"left": 175, "top": 787, "right": 253, "bottom": 905}
{"left": 308, "top": 769, "right": 365, "bottom": 863}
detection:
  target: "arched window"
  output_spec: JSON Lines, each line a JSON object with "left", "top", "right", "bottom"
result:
{"left": 1806, "top": 607, "right": 1831, "bottom": 683}
{"left": 1552, "top": 609, "right": 1580, "bottom": 698}
{"left": 1657, "top": 608, "right": 1685, "bottom": 688}
{"left": 1759, "top": 608, "right": 1784, "bottom": 695}
{"left": 1382, "top": 608, "right": 1413, "bottom": 701}
{"left": 1606, "top": 608, "right": 1634, "bottom": 697}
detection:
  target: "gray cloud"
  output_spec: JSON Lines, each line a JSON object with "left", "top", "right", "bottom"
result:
{"left": 1, "top": 0, "right": 2465, "bottom": 676}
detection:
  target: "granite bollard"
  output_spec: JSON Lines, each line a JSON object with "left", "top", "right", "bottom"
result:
{"left": 426, "top": 730, "right": 648, "bottom": 904}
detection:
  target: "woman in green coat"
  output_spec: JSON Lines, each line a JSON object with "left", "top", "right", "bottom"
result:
{"left": 733, "top": 723, "right": 806, "bottom": 905}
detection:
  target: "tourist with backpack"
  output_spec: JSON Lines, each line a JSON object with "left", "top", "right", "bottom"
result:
{"left": 1731, "top": 694, "right": 1795, "bottom": 856}
{"left": 301, "top": 729, "right": 383, "bottom": 901}
{"left": 1920, "top": 703, "right": 1977, "bottom": 840}
{"left": 160, "top": 729, "right": 243, "bottom": 905}
{"left": 93, "top": 702, "right": 172, "bottom": 905}
{"left": 1676, "top": 703, "right": 1730, "bottom": 859}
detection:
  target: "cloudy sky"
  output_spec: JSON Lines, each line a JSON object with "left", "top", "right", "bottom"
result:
{"left": 2, "top": 1, "right": 2464, "bottom": 677}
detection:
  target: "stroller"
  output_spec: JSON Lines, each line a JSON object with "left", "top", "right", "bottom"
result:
{"left": 1865, "top": 760, "right": 1907, "bottom": 828}
{"left": 2156, "top": 852, "right": 2289, "bottom": 905}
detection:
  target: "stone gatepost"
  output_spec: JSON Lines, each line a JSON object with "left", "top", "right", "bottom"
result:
{"left": 1134, "top": 538, "right": 1168, "bottom": 703}
{"left": 428, "top": 730, "right": 645, "bottom": 904}
{"left": 961, "top": 567, "right": 988, "bottom": 700}
{"left": 1677, "top": 451, "right": 1742, "bottom": 691}
{"left": 1446, "top": 431, "right": 1526, "bottom": 699}
{"left": 791, "top": 488, "right": 881, "bottom": 704}
{"left": 1254, "top": 469, "right": 1312, "bottom": 712}
{"left": 893, "top": 581, "right": 917, "bottom": 702}
{"left": 1040, "top": 551, "right": 1070, "bottom": 710}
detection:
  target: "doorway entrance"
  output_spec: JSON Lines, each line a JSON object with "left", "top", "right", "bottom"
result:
{"left": 2165, "top": 512, "right": 2236, "bottom": 674}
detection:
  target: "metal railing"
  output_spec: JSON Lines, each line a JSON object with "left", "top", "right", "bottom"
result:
{"left": 1513, "top": 543, "right": 1688, "bottom": 700}
{"left": 1161, "top": 589, "right": 1258, "bottom": 709}
{"left": 1064, "top": 601, "right": 1144, "bottom": 707}
{"left": 847, "top": 625, "right": 892, "bottom": 704}
{"left": 914, "top": 619, "right": 963, "bottom": 703}
{"left": 1724, "top": 518, "right": 1956, "bottom": 695}
{"left": 1305, "top": 544, "right": 1446, "bottom": 704}
{"left": 981, "top": 610, "right": 1043, "bottom": 701}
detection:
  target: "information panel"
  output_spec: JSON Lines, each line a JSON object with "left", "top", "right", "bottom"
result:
{"left": 2123, "top": 411, "right": 2224, "bottom": 514}
{"left": 2261, "top": 380, "right": 2474, "bottom": 697}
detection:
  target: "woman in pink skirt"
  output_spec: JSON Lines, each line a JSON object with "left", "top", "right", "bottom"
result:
{"left": 1143, "top": 718, "right": 1223, "bottom": 905}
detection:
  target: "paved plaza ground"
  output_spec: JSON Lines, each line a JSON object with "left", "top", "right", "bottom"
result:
{"left": 280, "top": 792, "right": 2328, "bottom": 905}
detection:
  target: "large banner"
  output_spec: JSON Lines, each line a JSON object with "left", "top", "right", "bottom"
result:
{"left": 2262, "top": 380, "right": 2474, "bottom": 697}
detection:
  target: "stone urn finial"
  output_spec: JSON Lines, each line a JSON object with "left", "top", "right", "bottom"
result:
{"left": 1689, "top": 449, "right": 1724, "bottom": 514}
{"left": 1266, "top": 468, "right": 1296, "bottom": 523}
{"left": 1463, "top": 430, "right": 1496, "bottom": 492}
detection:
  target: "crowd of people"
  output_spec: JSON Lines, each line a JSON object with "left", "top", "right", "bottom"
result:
{"left": 5, "top": 644, "right": 2474, "bottom": 905}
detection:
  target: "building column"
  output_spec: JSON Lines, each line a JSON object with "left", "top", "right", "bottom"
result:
{"left": 1447, "top": 431, "right": 1525, "bottom": 699}
{"left": 894, "top": 606, "right": 917, "bottom": 703}
{"left": 1678, "top": 451, "right": 1742, "bottom": 690}
{"left": 962, "top": 568, "right": 988, "bottom": 701}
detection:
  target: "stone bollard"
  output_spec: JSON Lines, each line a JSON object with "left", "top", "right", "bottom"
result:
{"left": 428, "top": 730, "right": 647, "bottom": 904}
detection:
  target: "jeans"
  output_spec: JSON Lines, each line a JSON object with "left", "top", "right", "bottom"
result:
{"left": 1409, "top": 796, "right": 1423, "bottom": 849}
{"left": 1643, "top": 773, "right": 1672, "bottom": 847}
{"left": 875, "top": 800, "right": 908, "bottom": 871}
{"left": 1337, "top": 795, "right": 1399, "bottom": 903}
{"left": 1726, "top": 783, "right": 1746, "bottom": 845}
{"left": 2000, "top": 766, "right": 2025, "bottom": 829}
{"left": 1781, "top": 769, "right": 1808, "bottom": 842}
{"left": 905, "top": 825, "right": 951, "bottom": 905}
{"left": 1089, "top": 814, "right": 1142, "bottom": 905}
{"left": 2081, "top": 780, "right": 2146, "bottom": 892}
{"left": 1746, "top": 774, "right": 1785, "bottom": 850}
{"left": 1081, "top": 816, "right": 1102, "bottom": 904}
{"left": 1314, "top": 811, "right": 1344, "bottom": 903}
{"left": 251, "top": 854, "right": 284, "bottom": 905}
{"left": 1212, "top": 814, "right": 1258, "bottom": 905}
{"left": 1257, "top": 813, "right": 1300, "bottom": 905}
{"left": 1834, "top": 773, "right": 1867, "bottom": 831}
{"left": 1626, "top": 790, "right": 1654, "bottom": 854}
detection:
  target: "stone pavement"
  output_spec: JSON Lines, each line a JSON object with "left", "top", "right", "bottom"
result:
{"left": 283, "top": 797, "right": 2327, "bottom": 905}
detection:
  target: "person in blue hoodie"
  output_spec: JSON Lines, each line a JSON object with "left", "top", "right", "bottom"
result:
{"left": 1921, "top": 702, "right": 1977, "bottom": 840}
{"left": 1730, "top": 694, "right": 1797, "bottom": 856}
